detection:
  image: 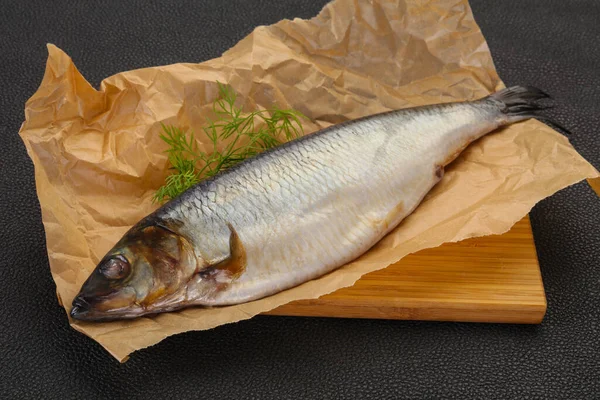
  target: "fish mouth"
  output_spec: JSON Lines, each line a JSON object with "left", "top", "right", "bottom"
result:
{"left": 70, "top": 296, "right": 93, "bottom": 320}
{"left": 69, "top": 296, "right": 144, "bottom": 322}
{"left": 69, "top": 295, "right": 197, "bottom": 321}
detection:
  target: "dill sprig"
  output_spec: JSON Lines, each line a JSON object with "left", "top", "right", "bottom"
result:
{"left": 152, "top": 82, "right": 306, "bottom": 203}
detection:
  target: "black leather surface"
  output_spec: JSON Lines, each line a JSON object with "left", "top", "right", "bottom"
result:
{"left": 1, "top": 0, "right": 599, "bottom": 398}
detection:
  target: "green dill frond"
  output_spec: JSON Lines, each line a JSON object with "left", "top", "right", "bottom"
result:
{"left": 153, "top": 82, "right": 306, "bottom": 203}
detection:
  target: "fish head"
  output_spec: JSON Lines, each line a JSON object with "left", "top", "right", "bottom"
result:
{"left": 70, "top": 224, "right": 198, "bottom": 321}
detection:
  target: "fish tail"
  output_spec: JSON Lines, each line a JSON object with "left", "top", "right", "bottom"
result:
{"left": 489, "top": 86, "right": 571, "bottom": 135}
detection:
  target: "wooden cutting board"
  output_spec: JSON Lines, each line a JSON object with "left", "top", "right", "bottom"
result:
{"left": 266, "top": 216, "right": 546, "bottom": 324}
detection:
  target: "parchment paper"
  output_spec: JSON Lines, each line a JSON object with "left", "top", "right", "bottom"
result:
{"left": 19, "top": 0, "right": 599, "bottom": 362}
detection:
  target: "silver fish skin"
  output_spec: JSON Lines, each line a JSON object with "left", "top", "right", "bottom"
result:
{"left": 70, "top": 86, "right": 551, "bottom": 320}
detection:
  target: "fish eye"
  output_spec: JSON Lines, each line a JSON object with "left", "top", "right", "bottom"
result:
{"left": 100, "top": 255, "right": 130, "bottom": 280}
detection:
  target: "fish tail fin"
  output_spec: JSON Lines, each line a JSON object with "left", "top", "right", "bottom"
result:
{"left": 489, "top": 86, "right": 571, "bottom": 135}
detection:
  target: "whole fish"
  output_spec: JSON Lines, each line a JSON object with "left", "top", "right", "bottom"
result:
{"left": 71, "top": 86, "right": 552, "bottom": 321}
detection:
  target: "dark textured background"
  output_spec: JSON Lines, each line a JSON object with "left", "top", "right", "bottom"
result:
{"left": 1, "top": 0, "right": 599, "bottom": 398}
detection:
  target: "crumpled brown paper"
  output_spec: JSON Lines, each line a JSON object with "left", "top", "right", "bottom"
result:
{"left": 19, "top": 0, "right": 599, "bottom": 362}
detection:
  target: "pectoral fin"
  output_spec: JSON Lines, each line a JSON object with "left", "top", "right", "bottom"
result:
{"left": 199, "top": 223, "right": 247, "bottom": 281}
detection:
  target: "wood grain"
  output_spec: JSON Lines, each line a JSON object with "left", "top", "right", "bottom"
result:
{"left": 266, "top": 216, "right": 546, "bottom": 324}
{"left": 588, "top": 177, "right": 600, "bottom": 197}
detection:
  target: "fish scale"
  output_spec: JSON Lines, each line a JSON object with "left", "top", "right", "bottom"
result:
{"left": 70, "top": 86, "right": 554, "bottom": 320}
{"left": 207, "top": 124, "right": 423, "bottom": 293}
{"left": 195, "top": 113, "right": 459, "bottom": 304}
